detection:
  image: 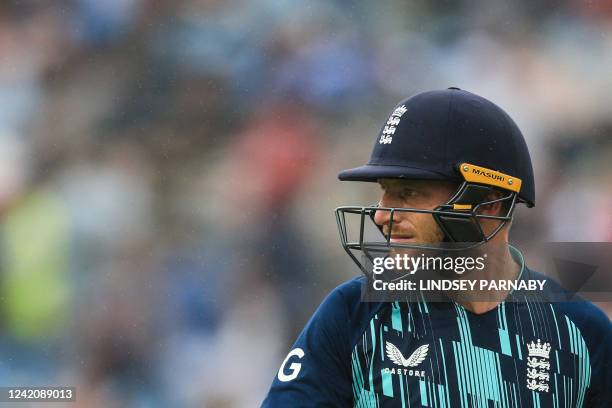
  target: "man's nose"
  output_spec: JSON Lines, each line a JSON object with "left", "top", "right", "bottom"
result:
{"left": 373, "top": 206, "right": 389, "bottom": 227}
{"left": 374, "top": 192, "right": 400, "bottom": 227}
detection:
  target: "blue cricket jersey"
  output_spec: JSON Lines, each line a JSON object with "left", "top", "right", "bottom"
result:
{"left": 262, "top": 248, "right": 612, "bottom": 407}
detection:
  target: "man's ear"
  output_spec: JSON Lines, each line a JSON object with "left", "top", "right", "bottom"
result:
{"left": 476, "top": 192, "right": 505, "bottom": 216}
{"left": 475, "top": 191, "right": 513, "bottom": 238}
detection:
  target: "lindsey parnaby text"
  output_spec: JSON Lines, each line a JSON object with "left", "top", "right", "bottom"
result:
{"left": 372, "top": 279, "right": 547, "bottom": 292}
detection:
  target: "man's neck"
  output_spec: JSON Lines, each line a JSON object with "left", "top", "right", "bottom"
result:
{"left": 452, "top": 244, "right": 521, "bottom": 315}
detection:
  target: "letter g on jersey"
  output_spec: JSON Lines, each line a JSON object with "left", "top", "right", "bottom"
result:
{"left": 277, "top": 348, "right": 305, "bottom": 382}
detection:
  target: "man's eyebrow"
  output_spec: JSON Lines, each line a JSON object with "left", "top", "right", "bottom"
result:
{"left": 379, "top": 182, "right": 421, "bottom": 193}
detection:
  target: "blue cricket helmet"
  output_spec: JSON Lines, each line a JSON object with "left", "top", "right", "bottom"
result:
{"left": 339, "top": 87, "right": 535, "bottom": 207}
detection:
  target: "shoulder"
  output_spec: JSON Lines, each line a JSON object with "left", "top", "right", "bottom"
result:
{"left": 553, "top": 299, "right": 612, "bottom": 339}
{"left": 526, "top": 267, "right": 611, "bottom": 333}
{"left": 316, "top": 274, "right": 383, "bottom": 319}
{"left": 261, "top": 277, "right": 370, "bottom": 407}
{"left": 312, "top": 275, "right": 386, "bottom": 347}
{"left": 330, "top": 274, "right": 365, "bottom": 297}
{"left": 311, "top": 275, "right": 363, "bottom": 319}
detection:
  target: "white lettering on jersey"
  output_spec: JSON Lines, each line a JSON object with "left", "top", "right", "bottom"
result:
{"left": 386, "top": 342, "right": 429, "bottom": 367}
{"left": 277, "top": 348, "right": 305, "bottom": 382}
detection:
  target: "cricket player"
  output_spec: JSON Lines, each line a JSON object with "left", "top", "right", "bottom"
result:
{"left": 262, "top": 88, "right": 611, "bottom": 407}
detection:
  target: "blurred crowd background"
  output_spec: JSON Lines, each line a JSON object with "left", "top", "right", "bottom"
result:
{"left": 0, "top": 0, "right": 610, "bottom": 406}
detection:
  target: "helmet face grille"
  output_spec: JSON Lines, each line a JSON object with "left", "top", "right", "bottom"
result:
{"left": 335, "top": 182, "right": 517, "bottom": 275}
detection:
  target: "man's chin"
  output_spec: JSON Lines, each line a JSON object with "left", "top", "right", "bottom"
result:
{"left": 387, "top": 241, "right": 440, "bottom": 259}
{"left": 388, "top": 238, "right": 444, "bottom": 248}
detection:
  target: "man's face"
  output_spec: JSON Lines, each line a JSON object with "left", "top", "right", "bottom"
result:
{"left": 373, "top": 179, "right": 458, "bottom": 245}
